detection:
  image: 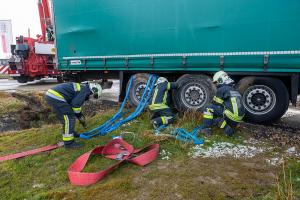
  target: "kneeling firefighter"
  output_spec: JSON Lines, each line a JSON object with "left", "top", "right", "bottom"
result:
{"left": 149, "top": 77, "right": 178, "bottom": 129}
{"left": 45, "top": 82, "right": 102, "bottom": 148}
{"left": 200, "top": 71, "right": 245, "bottom": 136}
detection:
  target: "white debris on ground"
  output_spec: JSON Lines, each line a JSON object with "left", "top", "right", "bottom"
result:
{"left": 244, "top": 138, "right": 261, "bottom": 145}
{"left": 266, "top": 157, "right": 283, "bottom": 166}
{"left": 122, "top": 120, "right": 139, "bottom": 127}
{"left": 160, "top": 149, "right": 172, "bottom": 160}
{"left": 32, "top": 183, "right": 44, "bottom": 189}
{"left": 265, "top": 147, "right": 300, "bottom": 166}
{"left": 286, "top": 147, "right": 300, "bottom": 157}
{"left": 189, "top": 142, "right": 265, "bottom": 159}
{"left": 281, "top": 108, "right": 300, "bottom": 118}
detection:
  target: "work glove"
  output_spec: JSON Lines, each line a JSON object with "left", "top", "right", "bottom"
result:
{"left": 77, "top": 114, "right": 87, "bottom": 129}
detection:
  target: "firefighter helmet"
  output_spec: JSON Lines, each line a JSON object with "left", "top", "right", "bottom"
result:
{"left": 213, "top": 71, "right": 234, "bottom": 85}
{"left": 155, "top": 77, "right": 168, "bottom": 86}
{"left": 88, "top": 82, "right": 102, "bottom": 99}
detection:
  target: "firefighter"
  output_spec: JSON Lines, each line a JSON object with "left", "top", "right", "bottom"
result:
{"left": 149, "top": 77, "right": 178, "bottom": 129}
{"left": 45, "top": 82, "right": 102, "bottom": 148}
{"left": 200, "top": 71, "right": 245, "bottom": 136}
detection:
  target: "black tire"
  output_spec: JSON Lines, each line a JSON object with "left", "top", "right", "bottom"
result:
{"left": 127, "top": 73, "right": 150, "bottom": 106}
{"left": 16, "top": 76, "right": 28, "bottom": 83}
{"left": 173, "top": 74, "right": 216, "bottom": 112}
{"left": 237, "top": 76, "right": 289, "bottom": 124}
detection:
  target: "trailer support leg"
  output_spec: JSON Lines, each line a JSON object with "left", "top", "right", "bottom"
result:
{"left": 291, "top": 74, "right": 299, "bottom": 106}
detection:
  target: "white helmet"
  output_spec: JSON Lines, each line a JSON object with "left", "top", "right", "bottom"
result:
{"left": 155, "top": 77, "right": 168, "bottom": 86}
{"left": 88, "top": 82, "right": 102, "bottom": 99}
{"left": 213, "top": 71, "right": 234, "bottom": 85}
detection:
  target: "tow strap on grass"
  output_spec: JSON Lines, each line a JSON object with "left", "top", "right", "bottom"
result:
{"left": 68, "top": 138, "right": 159, "bottom": 186}
{"left": 155, "top": 125, "right": 205, "bottom": 145}
{"left": 0, "top": 142, "right": 64, "bottom": 162}
{"left": 171, "top": 127, "right": 205, "bottom": 145}
{"left": 80, "top": 74, "right": 158, "bottom": 139}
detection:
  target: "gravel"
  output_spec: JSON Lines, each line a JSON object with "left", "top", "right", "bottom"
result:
{"left": 160, "top": 149, "right": 172, "bottom": 160}
{"left": 189, "top": 141, "right": 266, "bottom": 159}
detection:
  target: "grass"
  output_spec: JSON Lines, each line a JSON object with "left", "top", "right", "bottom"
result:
{"left": 0, "top": 92, "right": 26, "bottom": 115}
{"left": 275, "top": 159, "right": 300, "bottom": 200}
{"left": 0, "top": 109, "right": 299, "bottom": 199}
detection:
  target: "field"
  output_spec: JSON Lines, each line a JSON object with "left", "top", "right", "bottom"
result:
{"left": 0, "top": 101, "right": 299, "bottom": 200}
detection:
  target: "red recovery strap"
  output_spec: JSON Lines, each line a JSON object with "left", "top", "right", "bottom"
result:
{"left": 0, "top": 142, "right": 64, "bottom": 162}
{"left": 68, "top": 138, "right": 160, "bottom": 186}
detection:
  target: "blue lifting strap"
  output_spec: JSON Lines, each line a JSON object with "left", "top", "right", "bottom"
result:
{"left": 80, "top": 74, "right": 158, "bottom": 139}
{"left": 155, "top": 125, "right": 205, "bottom": 145}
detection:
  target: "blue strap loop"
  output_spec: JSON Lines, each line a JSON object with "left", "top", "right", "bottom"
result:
{"left": 80, "top": 74, "right": 158, "bottom": 139}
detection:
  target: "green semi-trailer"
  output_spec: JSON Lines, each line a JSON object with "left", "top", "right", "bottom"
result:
{"left": 51, "top": 0, "right": 300, "bottom": 123}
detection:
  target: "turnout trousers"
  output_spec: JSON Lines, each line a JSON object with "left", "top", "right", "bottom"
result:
{"left": 45, "top": 96, "right": 76, "bottom": 143}
{"left": 150, "top": 108, "right": 175, "bottom": 128}
{"left": 203, "top": 104, "right": 239, "bottom": 136}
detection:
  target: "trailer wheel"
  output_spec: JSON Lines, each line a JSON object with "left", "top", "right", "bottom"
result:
{"left": 173, "top": 74, "right": 216, "bottom": 112}
{"left": 127, "top": 73, "right": 149, "bottom": 106}
{"left": 237, "top": 77, "right": 289, "bottom": 124}
{"left": 16, "top": 76, "right": 28, "bottom": 83}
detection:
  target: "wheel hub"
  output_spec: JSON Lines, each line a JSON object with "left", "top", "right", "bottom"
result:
{"left": 182, "top": 84, "right": 206, "bottom": 108}
{"left": 134, "top": 84, "right": 146, "bottom": 101}
{"left": 244, "top": 85, "right": 276, "bottom": 115}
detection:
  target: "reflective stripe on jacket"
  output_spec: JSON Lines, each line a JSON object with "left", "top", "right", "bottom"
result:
{"left": 213, "top": 84, "right": 245, "bottom": 121}
{"left": 46, "top": 82, "right": 91, "bottom": 113}
{"left": 149, "top": 81, "right": 178, "bottom": 111}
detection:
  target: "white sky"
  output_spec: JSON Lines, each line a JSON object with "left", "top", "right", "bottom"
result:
{"left": 0, "top": 0, "right": 41, "bottom": 39}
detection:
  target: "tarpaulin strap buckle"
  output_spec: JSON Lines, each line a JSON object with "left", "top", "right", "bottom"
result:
{"left": 115, "top": 152, "right": 129, "bottom": 160}
{"left": 67, "top": 138, "right": 160, "bottom": 186}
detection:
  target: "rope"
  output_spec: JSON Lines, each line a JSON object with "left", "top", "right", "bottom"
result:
{"left": 155, "top": 125, "right": 205, "bottom": 145}
{"left": 80, "top": 74, "right": 158, "bottom": 139}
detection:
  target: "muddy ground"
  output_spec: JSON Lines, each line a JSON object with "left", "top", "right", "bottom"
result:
{"left": 0, "top": 79, "right": 120, "bottom": 132}
{"left": 0, "top": 91, "right": 119, "bottom": 132}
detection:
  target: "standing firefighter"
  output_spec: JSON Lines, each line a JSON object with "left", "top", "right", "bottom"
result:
{"left": 149, "top": 77, "right": 178, "bottom": 129}
{"left": 45, "top": 82, "right": 102, "bottom": 148}
{"left": 200, "top": 71, "right": 245, "bottom": 136}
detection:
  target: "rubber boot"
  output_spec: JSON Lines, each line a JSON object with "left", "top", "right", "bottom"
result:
{"left": 64, "top": 140, "right": 83, "bottom": 149}
{"left": 151, "top": 117, "right": 163, "bottom": 129}
{"left": 224, "top": 125, "right": 234, "bottom": 137}
{"left": 73, "top": 132, "right": 80, "bottom": 138}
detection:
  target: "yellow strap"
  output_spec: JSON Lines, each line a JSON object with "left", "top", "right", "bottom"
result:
{"left": 76, "top": 83, "right": 81, "bottom": 92}
{"left": 220, "top": 120, "right": 227, "bottom": 128}
{"left": 161, "top": 116, "right": 166, "bottom": 125}
{"left": 48, "top": 89, "right": 65, "bottom": 100}
{"left": 203, "top": 114, "right": 213, "bottom": 119}
{"left": 231, "top": 97, "right": 238, "bottom": 116}
{"left": 167, "top": 82, "right": 171, "bottom": 90}
{"left": 63, "top": 115, "right": 69, "bottom": 135}
{"left": 63, "top": 136, "right": 74, "bottom": 142}
{"left": 72, "top": 107, "right": 82, "bottom": 113}
{"left": 152, "top": 88, "right": 158, "bottom": 105}
{"left": 224, "top": 110, "right": 244, "bottom": 122}
{"left": 149, "top": 103, "right": 169, "bottom": 111}
{"left": 213, "top": 96, "right": 224, "bottom": 104}
{"left": 162, "top": 88, "right": 169, "bottom": 105}
{"left": 73, "top": 83, "right": 81, "bottom": 92}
